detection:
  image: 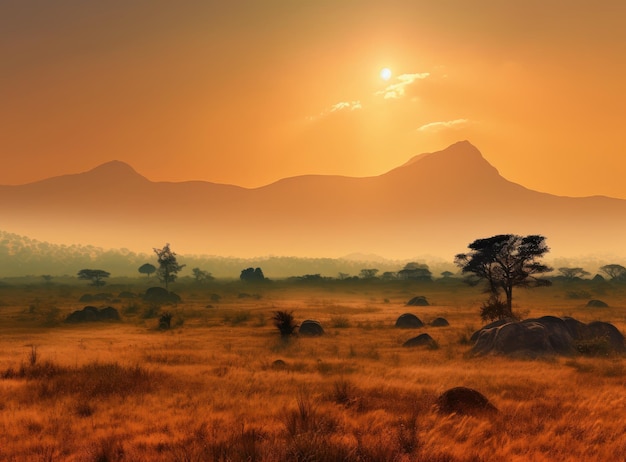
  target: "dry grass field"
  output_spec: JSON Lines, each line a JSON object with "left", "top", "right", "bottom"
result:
{"left": 0, "top": 278, "right": 625, "bottom": 461}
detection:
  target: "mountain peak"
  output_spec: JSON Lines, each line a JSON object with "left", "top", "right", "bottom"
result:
{"left": 387, "top": 140, "right": 500, "bottom": 183}
{"left": 87, "top": 160, "right": 142, "bottom": 177}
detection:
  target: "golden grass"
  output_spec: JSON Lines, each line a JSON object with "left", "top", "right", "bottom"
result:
{"left": 0, "top": 280, "right": 624, "bottom": 461}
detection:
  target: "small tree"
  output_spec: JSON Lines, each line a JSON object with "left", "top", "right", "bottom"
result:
{"left": 192, "top": 267, "right": 214, "bottom": 283}
{"left": 153, "top": 244, "right": 185, "bottom": 289}
{"left": 359, "top": 269, "right": 379, "bottom": 279}
{"left": 455, "top": 234, "right": 552, "bottom": 320}
{"left": 381, "top": 271, "right": 398, "bottom": 281}
{"left": 138, "top": 263, "right": 156, "bottom": 278}
{"left": 77, "top": 269, "right": 110, "bottom": 287}
{"left": 398, "top": 263, "right": 432, "bottom": 281}
{"left": 440, "top": 271, "right": 454, "bottom": 279}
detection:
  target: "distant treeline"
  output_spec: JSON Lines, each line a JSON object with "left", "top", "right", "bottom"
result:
{"left": 0, "top": 230, "right": 456, "bottom": 279}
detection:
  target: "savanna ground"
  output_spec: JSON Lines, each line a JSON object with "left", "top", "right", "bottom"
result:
{"left": 0, "top": 277, "right": 625, "bottom": 461}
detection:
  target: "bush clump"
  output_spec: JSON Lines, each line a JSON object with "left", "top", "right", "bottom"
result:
{"left": 273, "top": 311, "right": 298, "bottom": 338}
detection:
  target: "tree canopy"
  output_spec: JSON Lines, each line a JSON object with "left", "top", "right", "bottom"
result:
{"left": 138, "top": 263, "right": 156, "bottom": 278}
{"left": 153, "top": 244, "right": 185, "bottom": 289}
{"left": 558, "top": 267, "right": 590, "bottom": 280}
{"left": 192, "top": 267, "right": 214, "bottom": 283}
{"left": 599, "top": 264, "right": 626, "bottom": 281}
{"left": 240, "top": 267, "right": 266, "bottom": 282}
{"left": 455, "top": 234, "right": 552, "bottom": 320}
{"left": 77, "top": 269, "right": 110, "bottom": 286}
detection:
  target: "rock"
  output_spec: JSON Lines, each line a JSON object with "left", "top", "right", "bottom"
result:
{"left": 469, "top": 318, "right": 514, "bottom": 343}
{"left": 395, "top": 313, "right": 424, "bottom": 328}
{"left": 299, "top": 320, "right": 324, "bottom": 336}
{"left": 429, "top": 317, "right": 449, "bottom": 327}
{"left": 271, "top": 359, "right": 287, "bottom": 370}
{"left": 143, "top": 287, "right": 181, "bottom": 303}
{"left": 65, "top": 306, "right": 120, "bottom": 323}
{"left": 471, "top": 316, "right": 625, "bottom": 356}
{"left": 436, "top": 387, "right": 498, "bottom": 416}
{"left": 584, "top": 321, "right": 626, "bottom": 352}
{"left": 586, "top": 299, "right": 609, "bottom": 308}
{"left": 406, "top": 296, "right": 429, "bottom": 306}
{"left": 99, "top": 306, "right": 121, "bottom": 320}
{"left": 402, "top": 333, "right": 436, "bottom": 348}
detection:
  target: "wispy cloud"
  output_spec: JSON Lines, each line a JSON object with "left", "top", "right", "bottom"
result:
{"left": 329, "top": 101, "right": 362, "bottom": 113}
{"left": 375, "top": 73, "right": 430, "bottom": 99}
{"left": 417, "top": 118, "right": 469, "bottom": 132}
{"left": 308, "top": 100, "right": 362, "bottom": 121}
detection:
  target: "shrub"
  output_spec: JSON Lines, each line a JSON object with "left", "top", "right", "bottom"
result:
{"left": 159, "top": 312, "right": 173, "bottom": 330}
{"left": 272, "top": 311, "right": 298, "bottom": 338}
{"left": 479, "top": 297, "right": 510, "bottom": 322}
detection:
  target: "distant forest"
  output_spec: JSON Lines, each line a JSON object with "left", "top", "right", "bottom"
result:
{"left": 0, "top": 230, "right": 455, "bottom": 280}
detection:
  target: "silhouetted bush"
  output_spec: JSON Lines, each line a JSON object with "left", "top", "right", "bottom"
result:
{"left": 159, "top": 312, "right": 173, "bottom": 330}
{"left": 273, "top": 311, "right": 298, "bottom": 338}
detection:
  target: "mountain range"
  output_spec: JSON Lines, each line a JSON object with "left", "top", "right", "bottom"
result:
{"left": 2, "top": 141, "right": 625, "bottom": 260}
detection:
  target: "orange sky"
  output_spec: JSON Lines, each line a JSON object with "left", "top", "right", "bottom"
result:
{"left": 1, "top": 1, "right": 625, "bottom": 198}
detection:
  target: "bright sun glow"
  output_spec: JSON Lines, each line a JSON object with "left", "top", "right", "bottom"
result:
{"left": 380, "top": 67, "right": 392, "bottom": 81}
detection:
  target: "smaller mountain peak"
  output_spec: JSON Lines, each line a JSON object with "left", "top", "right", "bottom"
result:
{"left": 77, "top": 160, "right": 150, "bottom": 185}
{"left": 88, "top": 160, "right": 140, "bottom": 175}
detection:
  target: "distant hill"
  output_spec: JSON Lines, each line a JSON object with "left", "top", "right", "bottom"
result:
{"left": 2, "top": 141, "right": 626, "bottom": 260}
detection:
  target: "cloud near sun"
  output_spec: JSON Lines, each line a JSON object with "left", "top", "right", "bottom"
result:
{"left": 374, "top": 72, "right": 430, "bottom": 99}
{"left": 311, "top": 71, "right": 430, "bottom": 121}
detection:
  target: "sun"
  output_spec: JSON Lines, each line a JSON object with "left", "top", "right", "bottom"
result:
{"left": 380, "top": 67, "right": 392, "bottom": 81}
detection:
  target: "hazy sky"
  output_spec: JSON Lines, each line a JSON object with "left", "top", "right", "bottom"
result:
{"left": 2, "top": 1, "right": 625, "bottom": 198}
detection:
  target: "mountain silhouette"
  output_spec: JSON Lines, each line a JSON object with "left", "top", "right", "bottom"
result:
{"left": 1, "top": 141, "right": 625, "bottom": 259}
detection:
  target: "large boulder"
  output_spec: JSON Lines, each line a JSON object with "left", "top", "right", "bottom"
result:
{"left": 583, "top": 321, "right": 626, "bottom": 353}
{"left": 99, "top": 306, "right": 121, "bottom": 321}
{"left": 402, "top": 333, "right": 436, "bottom": 348}
{"left": 299, "top": 320, "right": 324, "bottom": 336}
{"left": 436, "top": 387, "right": 498, "bottom": 416}
{"left": 471, "top": 316, "right": 625, "bottom": 356}
{"left": 469, "top": 318, "right": 514, "bottom": 343}
{"left": 473, "top": 321, "right": 553, "bottom": 356}
{"left": 143, "top": 287, "right": 181, "bottom": 303}
{"left": 429, "top": 317, "right": 449, "bottom": 327}
{"left": 65, "top": 306, "right": 120, "bottom": 323}
{"left": 395, "top": 313, "right": 424, "bottom": 328}
{"left": 406, "top": 296, "right": 429, "bottom": 306}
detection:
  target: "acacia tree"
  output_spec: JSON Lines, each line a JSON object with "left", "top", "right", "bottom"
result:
{"left": 599, "top": 264, "right": 626, "bottom": 281}
{"left": 77, "top": 269, "right": 110, "bottom": 287}
{"left": 138, "top": 263, "right": 156, "bottom": 278}
{"left": 558, "top": 267, "right": 590, "bottom": 280}
{"left": 359, "top": 268, "right": 379, "bottom": 279}
{"left": 153, "top": 244, "right": 185, "bottom": 289}
{"left": 455, "top": 234, "right": 552, "bottom": 320}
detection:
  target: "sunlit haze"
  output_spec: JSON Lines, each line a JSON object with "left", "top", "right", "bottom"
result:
{"left": 1, "top": 1, "right": 625, "bottom": 200}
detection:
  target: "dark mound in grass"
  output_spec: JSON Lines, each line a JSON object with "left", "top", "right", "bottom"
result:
{"left": 395, "top": 313, "right": 424, "bottom": 328}
{"left": 437, "top": 387, "right": 498, "bottom": 416}
{"left": 65, "top": 306, "right": 120, "bottom": 323}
